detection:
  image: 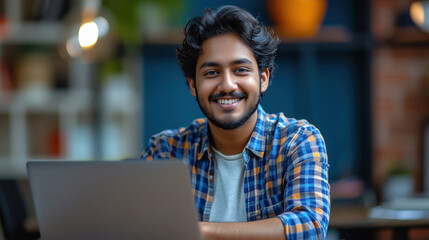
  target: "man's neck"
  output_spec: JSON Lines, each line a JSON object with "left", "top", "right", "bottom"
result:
{"left": 208, "top": 111, "right": 258, "bottom": 156}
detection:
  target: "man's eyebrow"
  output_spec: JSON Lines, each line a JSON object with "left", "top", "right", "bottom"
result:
{"left": 199, "top": 58, "right": 253, "bottom": 70}
{"left": 199, "top": 62, "right": 220, "bottom": 69}
{"left": 231, "top": 58, "right": 253, "bottom": 66}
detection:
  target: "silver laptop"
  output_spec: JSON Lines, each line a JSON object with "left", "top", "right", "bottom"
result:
{"left": 27, "top": 160, "right": 202, "bottom": 240}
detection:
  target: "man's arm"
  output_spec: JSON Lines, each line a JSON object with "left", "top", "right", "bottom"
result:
{"left": 199, "top": 218, "right": 286, "bottom": 240}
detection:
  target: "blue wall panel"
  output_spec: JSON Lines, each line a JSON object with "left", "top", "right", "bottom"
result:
{"left": 142, "top": 45, "right": 202, "bottom": 146}
{"left": 261, "top": 54, "right": 298, "bottom": 117}
{"left": 316, "top": 53, "right": 358, "bottom": 180}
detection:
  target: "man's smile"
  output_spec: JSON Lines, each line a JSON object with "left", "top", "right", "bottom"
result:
{"left": 216, "top": 98, "right": 240, "bottom": 105}
{"left": 210, "top": 94, "right": 246, "bottom": 110}
{"left": 209, "top": 92, "right": 247, "bottom": 105}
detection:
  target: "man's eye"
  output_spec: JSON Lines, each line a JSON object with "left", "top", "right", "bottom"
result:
{"left": 204, "top": 70, "right": 218, "bottom": 76}
{"left": 235, "top": 68, "right": 250, "bottom": 73}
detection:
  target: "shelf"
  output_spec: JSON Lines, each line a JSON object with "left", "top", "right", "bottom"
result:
{"left": 376, "top": 27, "right": 429, "bottom": 46}
{"left": 275, "top": 26, "right": 353, "bottom": 44}
{"left": 0, "top": 22, "right": 62, "bottom": 44}
{"left": 142, "top": 26, "right": 355, "bottom": 45}
{"left": 0, "top": 90, "right": 91, "bottom": 113}
{"left": 142, "top": 26, "right": 372, "bottom": 53}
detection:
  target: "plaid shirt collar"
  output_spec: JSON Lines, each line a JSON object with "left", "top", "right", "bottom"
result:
{"left": 196, "top": 105, "right": 267, "bottom": 162}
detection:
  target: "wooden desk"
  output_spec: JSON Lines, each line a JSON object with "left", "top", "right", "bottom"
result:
{"left": 329, "top": 205, "right": 429, "bottom": 240}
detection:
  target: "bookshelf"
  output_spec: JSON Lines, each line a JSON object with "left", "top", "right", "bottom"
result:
{"left": 0, "top": 0, "right": 141, "bottom": 178}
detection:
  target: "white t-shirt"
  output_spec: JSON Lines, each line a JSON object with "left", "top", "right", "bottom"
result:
{"left": 209, "top": 148, "right": 247, "bottom": 222}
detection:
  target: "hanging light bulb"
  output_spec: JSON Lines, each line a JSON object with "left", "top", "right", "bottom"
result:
{"left": 410, "top": 1, "right": 429, "bottom": 32}
{"left": 61, "top": 0, "right": 116, "bottom": 62}
{"left": 78, "top": 21, "right": 99, "bottom": 48}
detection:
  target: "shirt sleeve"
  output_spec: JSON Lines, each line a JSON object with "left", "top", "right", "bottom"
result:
{"left": 140, "top": 131, "right": 175, "bottom": 161}
{"left": 277, "top": 124, "right": 330, "bottom": 239}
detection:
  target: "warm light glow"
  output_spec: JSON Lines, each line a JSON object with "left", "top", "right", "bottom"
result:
{"left": 410, "top": 2, "right": 425, "bottom": 27}
{"left": 78, "top": 21, "right": 99, "bottom": 48}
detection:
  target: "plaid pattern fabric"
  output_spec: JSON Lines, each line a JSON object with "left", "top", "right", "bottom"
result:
{"left": 141, "top": 105, "right": 330, "bottom": 239}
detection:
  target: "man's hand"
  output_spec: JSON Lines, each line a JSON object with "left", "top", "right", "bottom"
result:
{"left": 199, "top": 218, "right": 286, "bottom": 240}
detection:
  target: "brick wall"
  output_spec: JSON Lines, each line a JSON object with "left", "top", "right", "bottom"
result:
{"left": 372, "top": 0, "right": 429, "bottom": 193}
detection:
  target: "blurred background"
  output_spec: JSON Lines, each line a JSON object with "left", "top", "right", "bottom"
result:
{"left": 0, "top": 0, "right": 429, "bottom": 239}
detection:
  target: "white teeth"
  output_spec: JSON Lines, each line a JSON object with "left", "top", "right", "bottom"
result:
{"left": 217, "top": 98, "right": 239, "bottom": 105}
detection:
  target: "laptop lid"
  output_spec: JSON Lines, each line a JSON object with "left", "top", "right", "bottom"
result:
{"left": 27, "top": 160, "right": 201, "bottom": 240}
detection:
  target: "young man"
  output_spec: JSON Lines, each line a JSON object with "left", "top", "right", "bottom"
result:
{"left": 141, "top": 5, "right": 330, "bottom": 240}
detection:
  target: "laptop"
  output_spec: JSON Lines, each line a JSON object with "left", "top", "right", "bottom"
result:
{"left": 27, "top": 160, "right": 202, "bottom": 240}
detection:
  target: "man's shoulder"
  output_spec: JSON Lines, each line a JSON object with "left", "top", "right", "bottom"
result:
{"left": 150, "top": 118, "right": 208, "bottom": 142}
{"left": 141, "top": 118, "right": 208, "bottom": 160}
{"left": 264, "top": 111, "right": 313, "bottom": 133}
{"left": 262, "top": 110, "right": 324, "bottom": 145}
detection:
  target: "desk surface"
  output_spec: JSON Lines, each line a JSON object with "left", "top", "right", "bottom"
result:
{"left": 329, "top": 205, "right": 429, "bottom": 229}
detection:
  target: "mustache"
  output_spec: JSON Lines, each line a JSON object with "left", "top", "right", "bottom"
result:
{"left": 209, "top": 92, "right": 247, "bottom": 101}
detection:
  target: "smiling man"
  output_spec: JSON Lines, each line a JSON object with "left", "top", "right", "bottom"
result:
{"left": 141, "top": 5, "right": 330, "bottom": 240}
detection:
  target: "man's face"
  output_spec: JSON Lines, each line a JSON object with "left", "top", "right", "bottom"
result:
{"left": 187, "top": 33, "right": 269, "bottom": 130}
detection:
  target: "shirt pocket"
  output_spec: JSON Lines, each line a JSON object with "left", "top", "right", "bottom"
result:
{"left": 261, "top": 200, "right": 285, "bottom": 219}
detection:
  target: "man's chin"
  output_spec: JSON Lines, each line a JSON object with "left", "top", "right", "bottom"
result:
{"left": 209, "top": 116, "right": 246, "bottom": 130}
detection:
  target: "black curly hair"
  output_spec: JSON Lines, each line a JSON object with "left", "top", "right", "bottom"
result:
{"left": 176, "top": 5, "right": 280, "bottom": 85}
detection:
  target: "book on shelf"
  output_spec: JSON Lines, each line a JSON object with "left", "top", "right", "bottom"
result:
{"left": 0, "top": 60, "right": 13, "bottom": 101}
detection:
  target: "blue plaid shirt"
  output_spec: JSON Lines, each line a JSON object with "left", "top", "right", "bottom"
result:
{"left": 141, "top": 105, "right": 330, "bottom": 239}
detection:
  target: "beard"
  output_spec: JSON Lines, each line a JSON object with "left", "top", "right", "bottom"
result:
{"left": 194, "top": 85, "right": 261, "bottom": 130}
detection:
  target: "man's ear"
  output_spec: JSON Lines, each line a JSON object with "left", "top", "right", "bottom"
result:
{"left": 260, "top": 68, "right": 269, "bottom": 93}
{"left": 187, "top": 77, "right": 197, "bottom": 97}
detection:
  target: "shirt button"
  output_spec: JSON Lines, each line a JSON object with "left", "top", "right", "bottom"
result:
{"left": 209, "top": 175, "right": 214, "bottom": 180}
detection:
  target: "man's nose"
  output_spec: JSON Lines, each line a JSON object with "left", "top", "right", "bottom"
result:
{"left": 218, "top": 72, "right": 238, "bottom": 93}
